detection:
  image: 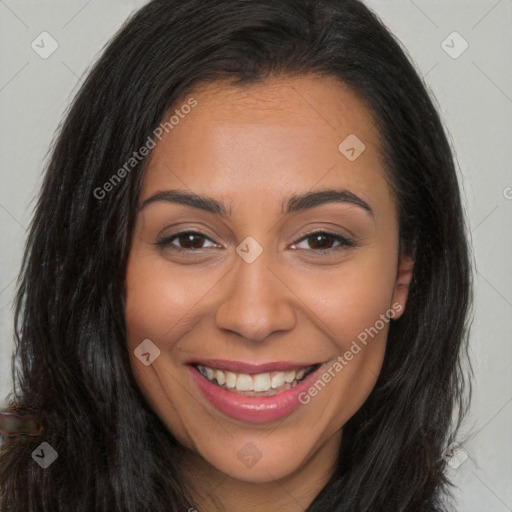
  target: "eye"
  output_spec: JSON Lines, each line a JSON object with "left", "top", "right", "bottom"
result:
{"left": 155, "top": 230, "right": 355, "bottom": 255}
{"left": 155, "top": 231, "right": 220, "bottom": 252}
{"left": 291, "top": 231, "right": 356, "bottom": 254}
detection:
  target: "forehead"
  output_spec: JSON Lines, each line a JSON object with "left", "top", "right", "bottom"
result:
{"left": 141, "top": 75, "right": 392, "bottom": 214}
{"left": 187, "top": 75, "right": 378, "bottom": 131}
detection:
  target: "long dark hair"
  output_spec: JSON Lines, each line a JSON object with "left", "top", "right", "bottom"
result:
{"left": 0, "top": 1, "right": 473, "bottom": 510}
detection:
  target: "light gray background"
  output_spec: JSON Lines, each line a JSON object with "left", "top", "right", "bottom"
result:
{"left": 1, "top": 1, "right": 511, "bottom": 510}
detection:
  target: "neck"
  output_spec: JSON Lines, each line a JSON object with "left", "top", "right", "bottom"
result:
{"left": 182, "top": 430, "right": 342, "bottom": 512}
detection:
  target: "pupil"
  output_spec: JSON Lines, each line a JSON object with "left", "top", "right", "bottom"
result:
{"left": 310, "top": 233, "right": 332, "bottom": 250}
{"left": 181, "top": 233, "right": 203, "bottom": 249}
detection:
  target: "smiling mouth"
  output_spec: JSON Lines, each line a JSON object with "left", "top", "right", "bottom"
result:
{"left": 194, "top": 364, "right": 321, "bottom": 397}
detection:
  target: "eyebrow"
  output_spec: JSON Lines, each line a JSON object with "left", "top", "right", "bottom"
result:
{"left": 140, "top": 188, "right": 374, "bottom": 218}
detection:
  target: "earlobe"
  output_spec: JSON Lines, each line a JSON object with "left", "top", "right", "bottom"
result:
{"left": 391, "top": 253, "right": 414, "bottom": 319}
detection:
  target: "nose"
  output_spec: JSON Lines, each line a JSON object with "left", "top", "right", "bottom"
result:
{"left": 214, "top": 250, "right": 297, "bottom": 342}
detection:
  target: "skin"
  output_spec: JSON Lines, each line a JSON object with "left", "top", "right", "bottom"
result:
{"left": 125, "top": 75, "right": 414, "bottom": 512}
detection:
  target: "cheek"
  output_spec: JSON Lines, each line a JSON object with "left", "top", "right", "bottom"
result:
{"left": 288, "top": 246, "right": 398, "bottom": 420}
{"left": 294, "top": 248, "right": 398, "bottom": 350}
{"left": 124, "top": 247, "right": 231, "bottom": 421}
{"left": 124, "top": 251, "right": 207, "bottom": 448}
{"left": 125, "top": 250, "right": 211, "bottom": 348}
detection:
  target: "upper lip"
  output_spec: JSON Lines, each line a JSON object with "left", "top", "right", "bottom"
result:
{"left": 188, "top": 359, "right": 321, "bottom": 374}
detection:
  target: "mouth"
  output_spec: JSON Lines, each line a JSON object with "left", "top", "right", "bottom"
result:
{"left": 193, "top": 363, "right": 321, "bottom": 397}
{"left": 187, "top": 359, "right": 326, "bottom": 423}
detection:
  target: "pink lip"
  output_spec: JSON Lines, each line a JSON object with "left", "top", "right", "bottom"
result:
{"left": 188, "top": 362, "right": 325, "bottom": 424}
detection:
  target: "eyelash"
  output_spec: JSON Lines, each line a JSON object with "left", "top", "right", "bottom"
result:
{"left": 294, "top": 230, "right": 356, "bottom": 254}
{"left": 155, "top": 230, "right": 356, "bottom": 256}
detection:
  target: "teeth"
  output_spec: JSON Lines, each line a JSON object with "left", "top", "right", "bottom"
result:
{"left": 197, "top": 365, "right": 313, "bottom": 394}
{"left": 225, "top": 371, "right": 237, "bottom": 389}
{"left": 253, "top": 373, "right": 271, "bottom": 392}
{"left": 236, "top": 374, "right": 253, "bottom": 391}
{"left": 284, "top": 371, "right": 295, "bottom": 383}
{"left": 214, "top": 369, "right": 225, "bottom": 386}
{"left": 271, "top": 372, "right": 285, "bottom": 389}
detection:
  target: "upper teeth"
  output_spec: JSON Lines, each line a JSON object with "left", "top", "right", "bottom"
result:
{"left": 198, "top": 366, "right": 308, "bottom": 393}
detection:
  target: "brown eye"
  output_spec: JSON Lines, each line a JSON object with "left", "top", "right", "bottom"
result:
{"left": 175, "top": 233, "right": 206, "bottom": 249}
{"left": 292, "top": 231, "right": 355, "bottom": 254}
{"left": 307, "top": 233, "right": 336, "bottom": 250}
{"left": 155, "top": 231, "right": 219, "bottom": 251}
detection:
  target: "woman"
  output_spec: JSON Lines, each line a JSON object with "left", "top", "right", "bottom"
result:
{"left": 0, "top": 0, "right": 473, "bottom": 510}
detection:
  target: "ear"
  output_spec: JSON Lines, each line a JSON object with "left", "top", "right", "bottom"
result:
{"left": 390, "top": 251, "right": 414, "bottom": 320}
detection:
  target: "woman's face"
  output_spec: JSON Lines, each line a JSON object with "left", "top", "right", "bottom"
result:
{"left": 125, "top": 75, "right": 413, "bottom": 484}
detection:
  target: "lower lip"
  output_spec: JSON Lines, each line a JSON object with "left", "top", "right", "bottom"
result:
{"left": 188, "top": 364, "right": 324, "bottom": 423}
